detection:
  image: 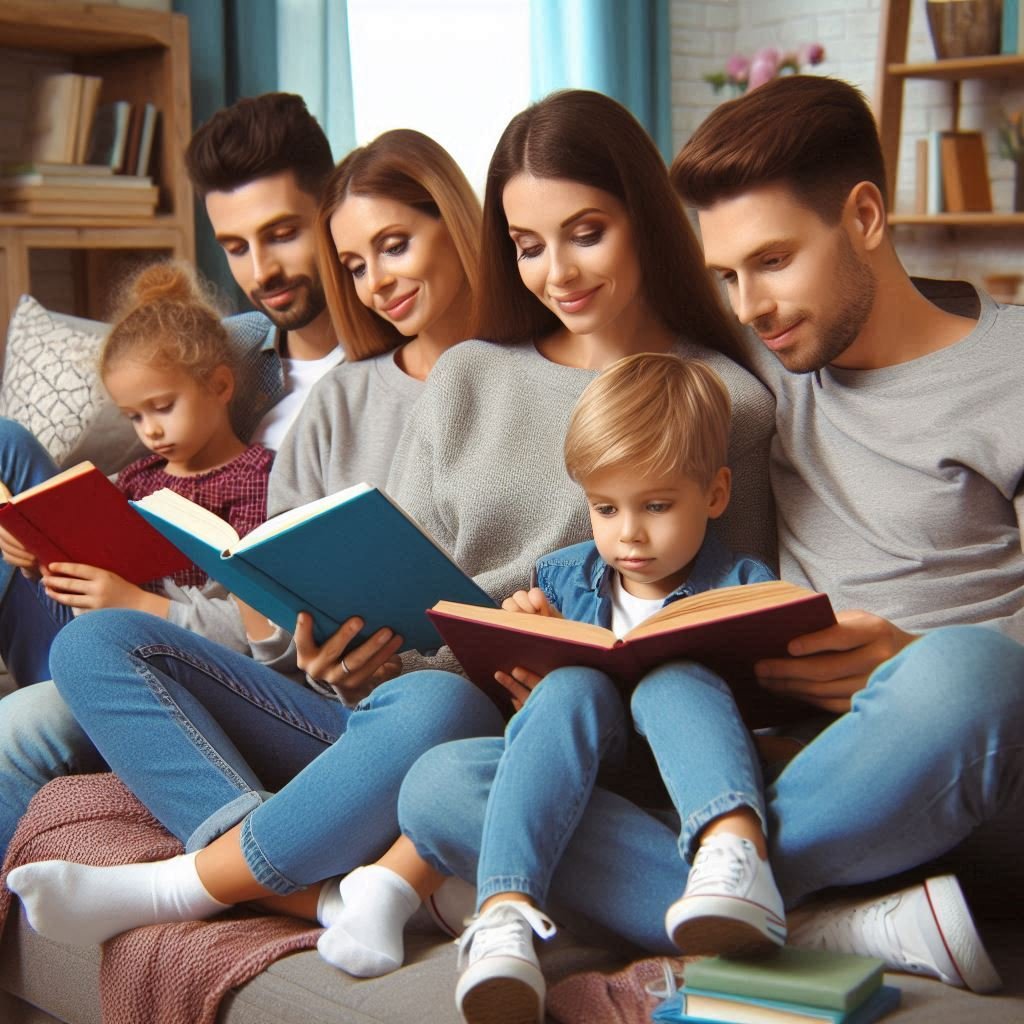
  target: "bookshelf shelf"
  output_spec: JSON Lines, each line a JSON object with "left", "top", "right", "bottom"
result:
{"left": 876, "top": 0, "right": 1024, "bottom": 227}
{"left": 0, "top": 1, "right": 194, "bottom": 333}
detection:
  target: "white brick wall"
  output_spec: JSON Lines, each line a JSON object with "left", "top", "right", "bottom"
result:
{"left": 670, "top": 0, "right": 1024, "bottom": 289}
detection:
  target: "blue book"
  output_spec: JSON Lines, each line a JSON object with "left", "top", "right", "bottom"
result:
{"left": 1002, "top": 0, "right": 1019, "bottom": 54}
{"left": 132, "top": 482, "right": 495, "bottom": 651}
{"left": 652, "top": 983, "right": 901, "bottom": 1024}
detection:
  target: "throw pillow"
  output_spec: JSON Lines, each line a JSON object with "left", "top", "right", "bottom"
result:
{"left": 0, "top": 294, "right": 144, "bottom": 474}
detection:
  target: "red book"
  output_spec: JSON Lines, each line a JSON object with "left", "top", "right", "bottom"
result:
{"left": 0, "top": 460, "right": 190, "bottom": 585}
{"left": 428, "top": 580, "right": 836, "bottom": 724}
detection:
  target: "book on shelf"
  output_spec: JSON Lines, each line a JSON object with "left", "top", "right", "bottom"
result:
{"left": 0, "top": 198, "right": 156, "bottom": 217}
{"left": 132, "top": 482, "right": 496, "bottom": 652}
{"left": 940, "top": 131, "right": 993, "bottom": 213}
{"left": 914, "top": 137, "right": 929, "bottom": 215}
{"left": 0, "top": 171, "right": 153, "bottom": 191}
{"left": 927, "top": 130, "right": 944, "bottom": 215}
{"left": 652, "top": 984, "right": 901, "bottom": 1024}
{"left": 0, "top": 182, "right": 157, "bottom": 205}
{"left": 1002, "top": 0, "right": 1020, "bottom": 53}
{"left": 426, "top": 580, "right": 835, "bottom": 722}
{"left": 23, "top": 72, "right": 84, "bottom": 164}
{"left": 682, "top": 948, "right": 885, "bottom": 1013}
{"left": 0, "top": 462, "right": 190, "bottom": 586}
{"left": 121, "top": 102, "right": 145, "bottom": 175}
{"left": 86, "top": 101, "right": 133, "bottom": 171}
{"left": 1, "top": 161, "right": 115, "bottom": 180}
{"left": 72, "top": 75, "right": 103, "bottom": 165}
{"left": 134, "top": 103, "right": 158, "bottom": 178}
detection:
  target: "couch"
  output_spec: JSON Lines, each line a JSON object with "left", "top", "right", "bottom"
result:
{"left": 0, "top": 294, "right": 1020, "bottom": 1023}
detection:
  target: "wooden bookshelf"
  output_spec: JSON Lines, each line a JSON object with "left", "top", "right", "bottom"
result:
{"left": 0, "top": 1, "right": 194, "bottom": 332}
{"left": 876, "top": 0, "right": 1024, "bottom": 227}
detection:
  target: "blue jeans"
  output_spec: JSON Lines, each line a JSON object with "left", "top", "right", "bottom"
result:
{"left": 0, "top": 418, "right": 67, "bottom": 686}
{"left": 400, "top": 626, "right": 1024, "bottom": 953}
{"left": 50, "top": 610, "right": 505, "bottom": 894}
{"left": 472, "top": 661, "right": 767, "bottom": 910}
{"left": 0, "top": 680, "right": 106, "bottom": 860}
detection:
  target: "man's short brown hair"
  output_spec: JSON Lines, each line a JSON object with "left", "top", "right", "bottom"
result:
{"left": 671, "top": 75, "right": 887, "bottom": 223}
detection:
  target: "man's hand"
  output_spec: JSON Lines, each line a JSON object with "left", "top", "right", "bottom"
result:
{"left": 294, "top": 612, "right": 403, "bottom": 705}
{"left": 755, "top": 609, "right": 918, "bottom": 713}
{"left": 42, "top": 563, "right": 164, "bottom": 613}
{"left": 501, "top": 587, "right": 562, "bottom": 617}
{"left": 0, "top": 522, "right": 41, "bottom": 578}
{"left": 494, "top": 665, "right": 544, "bottom": 713}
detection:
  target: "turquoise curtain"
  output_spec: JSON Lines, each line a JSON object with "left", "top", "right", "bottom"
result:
{"left": 530, "top": 0, "right": 672, "bottom": 160}
{"left": 276, "top": 0, "right": 356, "bottom": 161}
{"left": 173, "top": 0, "right": 279, "bottom": 309}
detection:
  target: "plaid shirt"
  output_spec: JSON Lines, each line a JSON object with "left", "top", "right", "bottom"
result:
{"left": 117, "top": 444, "right": 274, "bottom": 588}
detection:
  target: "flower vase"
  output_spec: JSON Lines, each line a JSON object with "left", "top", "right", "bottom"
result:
{"left": 1015, "top": 162, "right": 1024, "bottom": 213}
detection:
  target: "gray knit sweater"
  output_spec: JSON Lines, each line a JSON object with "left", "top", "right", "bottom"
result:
{"left": 388, "top": 338, "right": 776, "bottom": 674}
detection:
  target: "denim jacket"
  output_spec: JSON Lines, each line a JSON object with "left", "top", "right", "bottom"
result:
{"left": 532, "top": 527, "right": 777, "bottom": 630}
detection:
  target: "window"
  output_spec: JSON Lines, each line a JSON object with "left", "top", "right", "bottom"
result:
{"left": 346, "top": 0, "right": 530, "bottom": 192}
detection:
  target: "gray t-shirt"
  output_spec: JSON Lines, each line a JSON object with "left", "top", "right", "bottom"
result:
{"left": 742, "top": 287, "right": 1024, "bottom": 640}
{"left": 269, "top": 348, "right": 424, "bottom": 516}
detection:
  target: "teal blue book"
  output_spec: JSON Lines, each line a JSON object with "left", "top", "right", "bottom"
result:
{"left": 1002, "top": 0, "right": 1019, "bottom": 54}
{"left": 132, "top": 482, "right": 495, "bottom": 651}
{"left": 652, "top": 983, "right": 901, "bottom": 1024}
{"left": 682, "top": 947, "right": 884, "bottom": 1012}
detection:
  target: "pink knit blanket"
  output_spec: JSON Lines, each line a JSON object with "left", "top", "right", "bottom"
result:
{"left": 0, "top": 773, "right": 322, "bottom": 1024}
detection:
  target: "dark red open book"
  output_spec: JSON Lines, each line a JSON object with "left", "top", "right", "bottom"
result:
{"left": 428, "top": 580, "right": 836, "bottom": 726}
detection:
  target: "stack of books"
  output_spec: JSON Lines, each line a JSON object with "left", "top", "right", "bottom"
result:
{"left": 0, "top": 162, "right": 158, "bottom": 218}
{"left": 652, "top": 947, "right": 901, "bottom": 1024}
{"left": 2, "top": 70, "right": 160, "bottom": 217}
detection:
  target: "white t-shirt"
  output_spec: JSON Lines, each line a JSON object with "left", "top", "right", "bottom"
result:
{"left": 250, "top": 347, "right": 343, "bottom": 451}
{"left": 609, "top": 572, "right": 664, "bottom": 638}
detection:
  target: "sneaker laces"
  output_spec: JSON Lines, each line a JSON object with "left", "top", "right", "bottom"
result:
{"left": 684, "top": 836, "right": 751, "bottom": 897}
{"left": 457, "top": 902, "right": 556, "bottom": 970}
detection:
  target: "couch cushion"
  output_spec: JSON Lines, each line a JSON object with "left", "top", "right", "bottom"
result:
{"left": 0, "top": 295, "right": 145, "bottom": 475}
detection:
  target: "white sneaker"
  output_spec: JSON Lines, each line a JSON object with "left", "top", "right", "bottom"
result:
{"left": 455, "top": 900, "right": 556, "bottom": 1024}
{"left": 788, "top": 874, "right": 1002, "bottom": 993}
{"left": 665, "top": 834, "right": 787, "bottom": 956}
{"left": 426, "top": 875, "right": 477, "bottom": 937}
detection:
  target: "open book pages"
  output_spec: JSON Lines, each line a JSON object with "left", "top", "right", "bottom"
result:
{"left": 134, "top": 481, "right": 373, "bottom": 556}
{"left": 432, "top": 580, "right": 820, "bottom": 650}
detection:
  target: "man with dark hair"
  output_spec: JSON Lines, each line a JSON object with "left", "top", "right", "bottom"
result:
{"left": 669, "top": 75, "right": 1024, "bottom": 989}
{"left": 0, "top": 92, "right": 342, "bottom": 856}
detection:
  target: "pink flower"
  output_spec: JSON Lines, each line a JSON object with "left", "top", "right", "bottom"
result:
{"left": 798, "top": 42, "right": 826, "bottom": 66}
{"left": 753, "top": 46, "right": 781, "bottom": 68}
{"left": 725, "top": 53, "right": 750, "bottom": 83}
{"left": 748, "top": 53, "right": 779, "bottom": 90}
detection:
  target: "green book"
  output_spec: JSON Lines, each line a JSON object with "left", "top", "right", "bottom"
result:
{"left": 683, "top": 947, "right": 884, "bottom": 1013}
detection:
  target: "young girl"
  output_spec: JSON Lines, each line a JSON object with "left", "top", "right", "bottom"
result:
{"left": 0, "top": 261, "right": 271, "bottom": 658}
{"left": 7, "top": 132, "right": 504, "bottom": 950}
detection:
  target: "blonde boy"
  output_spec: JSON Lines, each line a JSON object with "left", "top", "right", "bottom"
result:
{"left": 454, "top": 353, "right": 787, "bottom": 1019}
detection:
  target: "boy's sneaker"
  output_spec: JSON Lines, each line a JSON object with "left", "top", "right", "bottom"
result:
{"left": 788, "top": 874, "right": 1002, "bottom": 993}
{"left": 665, "top": 833, "right": 787, "bottom": 956}
{"left": 455, "top": 900, "right": 556, "bottom": 1024}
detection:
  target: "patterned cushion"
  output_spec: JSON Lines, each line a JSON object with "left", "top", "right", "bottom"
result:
{"left": 0, "top": 294, "right": 144, "bottom": 473}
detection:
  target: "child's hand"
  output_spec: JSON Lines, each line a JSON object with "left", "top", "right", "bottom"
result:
{"left": 42, "top": 563, "right": 150, "bottom": 611}
{"left": 501, "top": 587, "right": 562, "bottom": 617}
{"left": 494, "top": 665, "right": 544, "bottom": 712}
{"left": 0, "top": 522, "right": 41, "bottom": 578}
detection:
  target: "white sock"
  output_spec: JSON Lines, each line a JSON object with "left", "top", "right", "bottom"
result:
{"left": 316, "top": 865, "right": 420, "bottom": 977}
{"left": 6, "top": 854, "right": 230, "bottom": 947}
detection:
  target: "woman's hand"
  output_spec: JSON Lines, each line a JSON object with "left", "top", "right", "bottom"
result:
{"left": 501, "top": 587, "right": 562, "bottom": 617}
{"left": 494, "top": 665, "right": 544, "bottom": 713}
{"left": 294, "top": 612, "right": 404, "bottom": 705}
{"left": 755, "top": 609, "right": 918, "bottom": 713}
{"left": 42, "top": 563, "right": 165, "bottom": 614}
{"left": 0, "top": 522, "right": 41, "bottom": 577}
